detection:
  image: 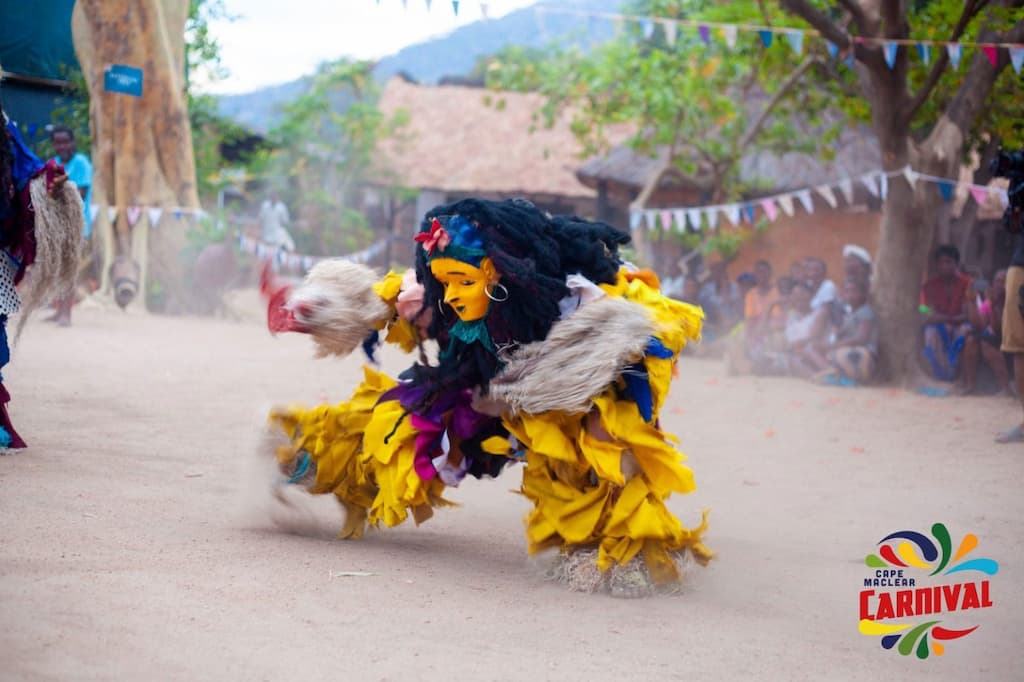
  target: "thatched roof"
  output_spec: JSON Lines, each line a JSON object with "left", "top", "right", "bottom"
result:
{"left": 577, "top": 123, "right": 882, "bottom": 198}
{"left": 374, "top": 78, "right": 602, "bottom": 198}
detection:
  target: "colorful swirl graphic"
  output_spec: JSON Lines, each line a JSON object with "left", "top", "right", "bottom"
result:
{"left": 861, "top": 523, "right": 999, "bottom": 659}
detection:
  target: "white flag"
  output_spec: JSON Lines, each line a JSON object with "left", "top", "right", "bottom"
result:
{"left": 722, "top": 204, "right": 739, "bottom": 226}
{"left": 837, "top": 179, "right": 854, "bottom": 205}
{"left": 88, "top": 204, "right": 100, "bottom": 224}
{"left": 147, "top": 207, "right": 163, "bottom": 227}
{"left": 705, "top": 207, "right": 719, "bottom": 230}
{"left": 723, "top": 25, "right": 738, "bottom": 49}
{"left": 815, "top": 185, "right": 838, "bottom": 209}
{"left": 777, "top": 194, "right": 795, "bottom": 217}
{"left": 662, "top": 20, "right": 677, "bottom": 47}
{"left": 687, "top": 208, "right": 702, "bottom": 232}
{"left": 630, "top": 210, "right": 643, "bottom": 231}
{"left": 107, "top": 206, "right": 118, "bottom": 224}
{"left": 879, "top": 173, "right": 889, "bottom": 200}
{"left": 795, "top": 190, "right": 814, "bottom": 213}
{"left": 673, "top": 209, "right": 686, "bottom": 232}
{"left": 861, "top": 173, "right": 880, "bottom": 198}
{"left": 902, "top": 166, "right": 919, "bottom": 188}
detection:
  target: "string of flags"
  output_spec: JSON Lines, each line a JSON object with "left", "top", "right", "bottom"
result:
{"left": 630, "top": 166, "right": 1011, "bottom": 234}
{"left": 237, "top": 233, "right": 389, "bottom": 274}
{"left": 85, "top": 204, "right": 208, "bottom": 228}
{"left": 374, "top": 0, "right": 486, "bottom": 18}
{"left": 534, "top": 7, "right": 1024, "bottom": 74}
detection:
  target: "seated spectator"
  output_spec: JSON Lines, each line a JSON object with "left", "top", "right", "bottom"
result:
{"left": 806, "top": 278, "right": 879, "bottom": 384}
{"left": 964, "top": 269, "right": 1012, "bottom": 395}
{"left": 788, "top": 260, "right": 805, "bottom": 284}
{"left": 803, "top": 256, "right": 838, "bottom": 311}
{"left": 737, "top": 271, "right": 757, "bottom": 299}
{"left": 742, "top": 260, "right": 777, "bottom": 340}
{"left": 698, "top": 259, "right": 743, "bottom": 339}
{"left": 843, "top": 244, "right": 873, "bottom": 287}
{"left": 749, "top": 280, "right": 828, "bottom": 377}
{"left": 920, "top": 244, "right": 973, "bottom": 383}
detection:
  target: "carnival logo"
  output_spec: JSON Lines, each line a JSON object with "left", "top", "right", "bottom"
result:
{"left": 858, "top": 523, "right": 999, "bottom": 660}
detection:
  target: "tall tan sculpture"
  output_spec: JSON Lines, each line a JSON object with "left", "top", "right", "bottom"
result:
{"left": 72, "top": 0, "right": 199, "bottom": 310}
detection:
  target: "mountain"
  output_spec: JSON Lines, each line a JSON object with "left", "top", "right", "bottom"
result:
{"left": 215, "top": 0, "right": 620, "bottom": 133}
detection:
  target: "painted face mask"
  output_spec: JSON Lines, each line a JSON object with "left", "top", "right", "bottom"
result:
{"left": 430, "top": 256, "right": 497, "bottom": 322}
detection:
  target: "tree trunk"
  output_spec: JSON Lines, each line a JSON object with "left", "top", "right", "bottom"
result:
{"left": 71, "top": 0, "right": 199, "bottom": 311}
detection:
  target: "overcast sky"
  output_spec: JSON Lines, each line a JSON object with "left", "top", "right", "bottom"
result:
{"left": 203, "top": 0, "right": 540, "bottom": 94}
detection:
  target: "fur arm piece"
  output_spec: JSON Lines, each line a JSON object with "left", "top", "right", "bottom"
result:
{"left": 486, "top": 296, "right": 658, "bottom": 416}
{"left": 288, "top": 259, "right": 392, "bottom": 358}
{"left": 13, "top": 177, "right": 83, "bottom": 343}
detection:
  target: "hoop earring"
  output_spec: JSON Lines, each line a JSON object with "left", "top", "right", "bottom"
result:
{"left": 438, "top": 299, "right": 450, "bottom": 315}
{"left": 485, "top": 282, "right": 510, "bottom": 302}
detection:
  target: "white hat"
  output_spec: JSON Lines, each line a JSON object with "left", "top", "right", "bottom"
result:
{"left": 843, "top": 244, "right": 872, "bottom": 266}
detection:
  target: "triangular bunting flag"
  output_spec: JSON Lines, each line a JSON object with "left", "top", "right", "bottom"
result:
{"left": 815, "top": 185, "right": 838, "bottom": 209}
{"left": 916, "top": 43, "right": 931, "bottom": 66}
{"left": 743, "top": 204, "right": 756, "bottom": 223}
{"left": 1011, "top": 46, "right": 1024, "bottom": 74}
{"left": 879, "top": 173, "right": 889, "bottom": 201}
{"left": 786, "top": 31, "right": 804, "bottom": 55}
{"left": 723, "top": 25, "right": 738, "bottom": 49}
{"left": 705, "top": 207, "right": 719, "bottom": 230}
{"left": 401, "top": 0, "right": 408, "bottom": 9}
{"left": 673, "top": 210, "right": 686, "bottom": 232}
{"left": 969, "top": 185, "right": 989, "bottom": 206}
{"left": 661, "top": 210, "right": 673, "bottom": 230}
{"left": 861, "top": 173, "right": 879, "bottom": 198}
{"left": 126, "top": 206, "right": 142, "bottom": 226}
{"left": 630, "top": 210, "right": 643, "bottom": 231}
{"left": 837, "top": 178, "right": 854, "bottom": 205}
{"left": 687, "top": 208, "right": 702, "bottom": 232}
{"left": 147, "top": 207, "right": 163, "bottom": 227}
{"left": 777, "top": 194, "right": 795, "bottom": 217}
{"left": 826, "top": 41, "right": 839, "bottom": 59}
{"left": 645, "top": 209, "right": 658, "bottom": 228}
{"left": 726, "top": 204, "right": 741, "bottom": 226}
{"left": 107, "top": 206, "right": 118, "bottom": 224}
{"left": 641, "top": 18, "right": 655, "bottom": 41}
{"left": 883, "top": 42, "right": 898, "bottom": 69}
{"left": 662, "top": 20, "right": 677, "bottom": 47}
{"left": 425, "top": 0, "right": 432, "bottom": 10}
{"left": 761, "top": 198, "right": 778, "bottom": 221}
{"left": 758, "top": 30, "right": 773, "bottom": 48}
{"left": 937, "top": 181, "right": 954, "bottom": 203}
{"left": 844, "top": 53, "right": 856, "bottom": 69}
{"left": 479, "top": 2, "right": 489, "bottom": 19}
{"left": 981, "top": 45, "right": 998, "bottom": 67}
{"left": 698, "top": 25, "right": 710, "bottom": 46}
{"left": 902, "top": 166, "right": 918, "bottom": 188}
{"left": 451, "top": 1, "right": 458, "bottom": 15}
{"left": 947, "top": 43, "right": 962, "bottom": 69}
{"left": 88, "top": 204, "right": 100, "bottom": 224}
{"left": 612, "top": 16, "right": 624, "bottom": 37}
{"left": 795, "top": 190, "right": 814, "bottom": 214}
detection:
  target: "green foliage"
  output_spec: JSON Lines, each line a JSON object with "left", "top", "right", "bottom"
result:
{"left": 260, "top": 58, "right": 409, "bottom": 256}
{"left": 485, "top": 0, "right": 836, "bottom": 202}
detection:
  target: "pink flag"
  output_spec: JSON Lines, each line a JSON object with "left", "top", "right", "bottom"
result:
{"left": 969, "top": 185, "right": 989, "bottom": 206}
{"left": 981, "top": 45, "right": 998, "bottom": 67}
{"left": 760, "top": 198, "right": 778, "bottom": 221}
{"left": 126, "top": 206, "right": 143, "bottom": 226}
{"left": 661, "top": 210, "right": 674, "bottom": 230}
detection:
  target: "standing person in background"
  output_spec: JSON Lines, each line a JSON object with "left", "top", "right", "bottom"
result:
{"left": 965, "top": 269, "right": 1012, "bottom": 397}
{"left": 998, "top": 234, "right": 1024, "bottom": 441}
{"left": 48, "top": 126, "right": 91, "bottom": 327}
{"left": 258, "top": 191, "right": 295, "bottom": 254}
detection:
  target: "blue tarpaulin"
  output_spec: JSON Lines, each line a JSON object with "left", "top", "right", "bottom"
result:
{"left": 0, "top": 0, "right": 79, "bottom": 81}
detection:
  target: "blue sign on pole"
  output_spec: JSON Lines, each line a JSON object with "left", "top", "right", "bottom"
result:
{"left": 103, "top": 64, "right": 144, "bottom": 97}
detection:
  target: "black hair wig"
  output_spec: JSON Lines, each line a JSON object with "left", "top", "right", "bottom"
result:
{"left": 407, "top": 197, "right": 629, "bottom": 410}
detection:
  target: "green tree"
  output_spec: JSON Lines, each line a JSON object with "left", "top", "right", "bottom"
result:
{"left": 261, "top": 58, "right": 409, "bottom": 256}
{"left": 484, "top": 0, "right": 839, "bottom": 266}
{"left": 777, "top": 0, "right": 1024, "bottom": 381}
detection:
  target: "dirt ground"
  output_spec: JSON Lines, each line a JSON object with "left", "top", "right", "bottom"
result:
{"left": 1, "top": 305, "right": 1022, "bottom": 681}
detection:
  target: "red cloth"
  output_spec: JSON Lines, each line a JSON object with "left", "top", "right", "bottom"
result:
{"left": 920, "top": 273, "right": 972, "bottom": 317}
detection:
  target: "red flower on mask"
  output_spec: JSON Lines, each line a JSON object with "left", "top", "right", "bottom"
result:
{"left": 414, "top": 218, "right": 451, "bottom": 256}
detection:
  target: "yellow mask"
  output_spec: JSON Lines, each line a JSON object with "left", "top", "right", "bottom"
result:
{"left": 430, "top": 257, "right": 498, "bottom": 322}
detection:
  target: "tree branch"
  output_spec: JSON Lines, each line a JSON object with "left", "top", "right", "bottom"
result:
{"left": 836, "top": 0, "right": 870, "bottom": 34}
{"left": 902, "top": 0, "right": 986, "bottom": 126}
{"left": 739, "top": 55, "right": 818, "bottom": 149}
{"left": 778, "top": 0, "right": 851, "bottom": 49}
